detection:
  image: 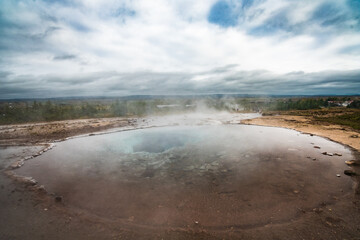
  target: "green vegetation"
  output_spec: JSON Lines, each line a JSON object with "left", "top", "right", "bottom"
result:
{"left": 235, "top": 98, "right": 328, "bottom": 111}
{"left": 349, "top": 100, "right": 360, "bottom": 109}
{"left": 0, "top": 98, "right": 197, "bottom": 124}
{"left": 315, "top": 112, "right": 360, "bottom": 130}
{"left": 0, "top": 96, "right": 359, "bottom": 125}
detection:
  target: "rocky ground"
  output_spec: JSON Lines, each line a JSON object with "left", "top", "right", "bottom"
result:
{"left": 0, "top": 117, "right": 136, "bottom": 146}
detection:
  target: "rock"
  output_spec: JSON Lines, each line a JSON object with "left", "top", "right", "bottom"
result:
{"left": 11, "top": 160, "right": 24, "bottom": 169}
{"left": 322, "top": 152, "right": 333, "bottom": 156}
{"left": 21, "top": 177, "right": 37, "bottom": 186}
{"left": 333, "top": 153, "right": 342, "bottom": 156}
{"left": 55, "top": 196, "right": 63, "bottom": 202}
{"left": 313, "top": 208, "right": 323, "bottom": 213}
{"left": 344, "top": 170, "right": 357, "bottom": 176}
{"left": 313, "top": 146, "right": 321, "bottom": 149}
{"left": 345, "top": 160, "right": 359, "bottom": 166}
{"left": 336, "top": 174, "right": 341, "bottom": 177}
{"left": 36, "top": 185, "right": 47, "bottom": 194}
{"left": 325, "top": 221, "right": 332, "bottom": 227}
{"left": 350, "top": 135, "right": 359, "bottom": 138}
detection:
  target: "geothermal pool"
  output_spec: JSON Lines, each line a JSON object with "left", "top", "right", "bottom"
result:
{"left": 16, "top": 125, "right": 355, "bottom": 228}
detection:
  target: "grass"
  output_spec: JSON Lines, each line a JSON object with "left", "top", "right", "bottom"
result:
{"left": 271, "top": 108, "right": 360, "bottom": 131}
{"left": 314, "top": 112, "right": 360, "bottom": 130}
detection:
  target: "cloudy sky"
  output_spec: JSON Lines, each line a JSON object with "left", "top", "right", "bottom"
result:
{"left": 0, "top": 0, "right": 360, "bottom": 98}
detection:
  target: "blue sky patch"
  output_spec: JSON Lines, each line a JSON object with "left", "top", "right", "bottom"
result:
{"left": 68, "top": 21, "right": 91, "bottom": 32}
{"left": 241, "top": 0, "right": 255, "bottom": 9}
{"left": 208, "top": 0, "right": 238, "bottom": 27}
{"left": 248, "top": 11, "right": 292, "bottom": 36}
{"left": 339, "top": 44, "right": 360, "bottom": 55}
{"left": 114, "top": 7, "right": 136, "bottom": 18}
{"left": 311, "top": 3, "right": 347, "bottom": 27}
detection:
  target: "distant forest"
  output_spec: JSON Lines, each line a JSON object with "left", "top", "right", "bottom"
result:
{"left": 0, "top": 96, "right": 359, "bottom": 125}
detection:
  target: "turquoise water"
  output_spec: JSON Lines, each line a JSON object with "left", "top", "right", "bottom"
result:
{"left": 109, "top": 127, "right": 203, "bottom": 154}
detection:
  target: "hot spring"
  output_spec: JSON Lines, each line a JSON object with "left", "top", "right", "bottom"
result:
{"left": 15, "top": 124, "right": 355, "bottom": 228}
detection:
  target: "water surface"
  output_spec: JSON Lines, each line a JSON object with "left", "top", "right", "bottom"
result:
{"left": 16, "top": 125, "right": 355, "bottom": 228}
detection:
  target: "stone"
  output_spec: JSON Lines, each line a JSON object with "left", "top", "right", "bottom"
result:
{"left": 55, "top": 196, "right": 63, "bottom": 202}
{"left": 344, "top": 170, "right": 357, "bottom": 176}
{"left": 21, "top": 177, "right": 37, "bottom": 186}
{"left": 11, "top": 160, "right": 24, "bottom": 169}
{"left": 313, "top": 208, "right": 323, "bottom": 213}
{"left": 322, "top": 152, "right": 333, "bottom": 156}
{"left": 345, "top": 160, "right": 359, "bottom": 166}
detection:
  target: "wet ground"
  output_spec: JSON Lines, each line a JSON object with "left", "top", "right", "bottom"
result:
{"left": 12, "top": 125, "right": 360, "bottom": 237}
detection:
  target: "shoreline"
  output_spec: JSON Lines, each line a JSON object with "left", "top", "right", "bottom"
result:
{"left": 2, "top": 112, "right": 360, "bottom": 184}
{"left": 1, "top": 112, "right": 359, "bottom": 151}
{"left": 0, "top": 117, "right": 137, "bottom": 146}
{"left": 242, "top": 115, "right": 360, "bottom": 153}
{"left": 0, "top": 112, "right": 260, "bottom": 146}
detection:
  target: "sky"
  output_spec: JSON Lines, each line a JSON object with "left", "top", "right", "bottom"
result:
{"left": 0, "top": 0, "right": 360, "bottom": 98}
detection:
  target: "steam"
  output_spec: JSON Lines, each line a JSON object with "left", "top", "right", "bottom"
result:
{"left": 137, "top": 98, "right": 261, "bottom": 127}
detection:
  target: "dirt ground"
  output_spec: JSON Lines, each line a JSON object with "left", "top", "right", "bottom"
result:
{"left": 1, "top": 113, "right": 360, "bottom": 239}
{"left": 242, "top": 114, "right": 360, "bottom": 152}
{"left": 0, "top": 117, "right": 136, "bottom": 146}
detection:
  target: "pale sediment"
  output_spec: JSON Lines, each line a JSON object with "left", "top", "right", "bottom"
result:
{"left": 242, "top": 115, "right": 360, "bottom": 152}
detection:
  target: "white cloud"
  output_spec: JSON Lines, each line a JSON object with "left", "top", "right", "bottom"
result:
{"left": 0, "top": 0, "right": 359, "bottom": 97}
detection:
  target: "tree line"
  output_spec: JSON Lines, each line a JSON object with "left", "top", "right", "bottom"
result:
{"left": 0, "top": 97, "right": 358, "bottom": 124}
